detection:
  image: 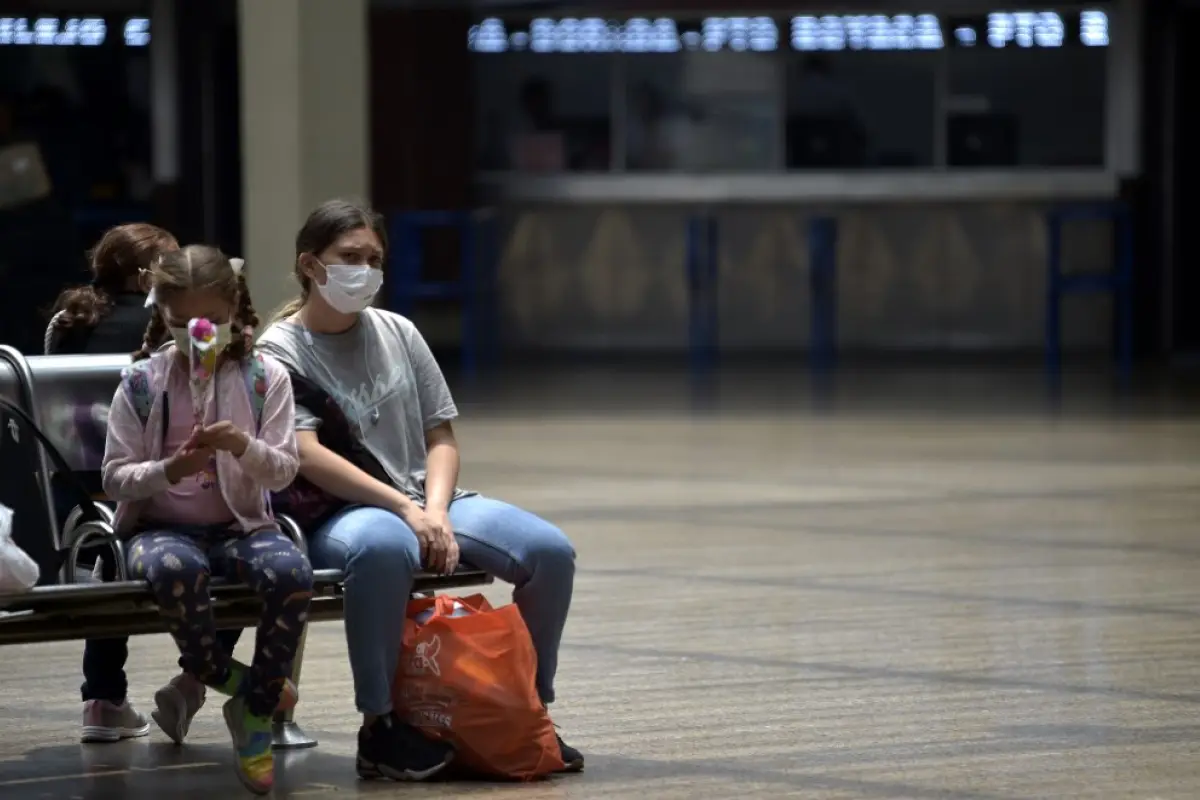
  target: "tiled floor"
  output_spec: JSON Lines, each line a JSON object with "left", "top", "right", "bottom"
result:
{"left": 3, "top": 370, "right": 1200, "bottom": 798}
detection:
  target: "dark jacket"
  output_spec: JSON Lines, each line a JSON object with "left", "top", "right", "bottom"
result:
{"left": 46, "top": 292, "right": 150, "bottom": 356}
{"left": 45, "top": 292, "right": 151, "bottom": 498}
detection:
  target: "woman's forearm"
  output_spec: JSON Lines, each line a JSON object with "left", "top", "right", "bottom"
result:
{"left": 297, "top": 434, "right": 413, "bottom": 514}
{"left": 423, "top": 439, "right": 460, "bottom": 512}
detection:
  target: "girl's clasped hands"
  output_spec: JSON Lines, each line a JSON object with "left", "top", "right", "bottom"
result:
{"left": 164, "top": 422, "right": 250, "bottom": 484}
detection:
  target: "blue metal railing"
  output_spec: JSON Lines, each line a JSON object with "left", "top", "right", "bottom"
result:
{"left": 685, "top": 213, "right": 719, "bottom": 375}
{"left": 808, "top": 215, "right": 839, "bottom": 376}
{"left": 387, "top": 209, "right": 498, "bottom": 376}
{"left": 684, "top": 212, "right": 839, "bottom": 378}
{"left": 1045, "top": 201, "right": 1134, "bottom": 385}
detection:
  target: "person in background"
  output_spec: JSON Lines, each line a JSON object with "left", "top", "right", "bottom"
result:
{"left": 45, "top": 222, "right": 174, "bottom": 355}
{"left": 45, "top": 224, "right": 175, "bottom": 474}
{"left": 789, "top": 55, "right": 862, "bottom": 121}
{"left": 510, "top": 78, "right": 565, "bottom": 171}
{"left": 626, "top": 81, "right": 677, "bottom": 170}
{"left": 786, "top": 54, "right": 868, "bottom": 167}
{"left": 45, "top": 224, "right": 244, "bottom": 747}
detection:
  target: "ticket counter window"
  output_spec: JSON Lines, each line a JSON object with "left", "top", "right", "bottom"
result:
{"left": 624, "top": 51, "right": 781, "bottom": 172}
{"left": 470, "top": 9, "right": 1113, "bottom": 174}
{"left": 474, "top": 46, "right": 612, "bottom": 172}
{"left": 785, "top": 50, "right": 937, "bottom": 169}
{"left": 945, "top": 11, "right": 1107, "bottom": 167}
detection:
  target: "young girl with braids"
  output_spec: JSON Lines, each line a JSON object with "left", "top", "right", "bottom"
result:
{"left": 102, "top": 245, "right": 311, "bottom": 794}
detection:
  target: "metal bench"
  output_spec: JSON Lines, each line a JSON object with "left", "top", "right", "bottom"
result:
{"left": 0, "top": 346, "right": 492, "bottom": 749}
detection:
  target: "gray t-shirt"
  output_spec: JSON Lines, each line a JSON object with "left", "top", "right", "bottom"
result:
{"left": 257, "top": 308, "right": 471, "bottom": 504}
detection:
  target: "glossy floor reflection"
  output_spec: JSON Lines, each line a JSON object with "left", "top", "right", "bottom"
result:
{"left": 4, "top": 369, "right": 1200, "bottom": 798}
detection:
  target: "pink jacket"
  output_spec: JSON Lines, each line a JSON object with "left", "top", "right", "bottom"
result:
{"left": 101, "top": 348, "right": 299, "bottom": 535}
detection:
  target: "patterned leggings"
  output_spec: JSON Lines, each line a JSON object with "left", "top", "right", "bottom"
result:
{"left": 128, "top": 525, "right": 314, "bottom": 718}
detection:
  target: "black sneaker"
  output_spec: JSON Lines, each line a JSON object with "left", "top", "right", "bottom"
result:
{"left": 556, "top": 734, "right": 584, "bottom": 773}
{"left": 356, "top": 714, "right": 454, "bottom": 781}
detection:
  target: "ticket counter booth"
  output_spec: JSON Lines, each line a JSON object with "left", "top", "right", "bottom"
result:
{"left": 466, "top": 3, "right": 1147, "bottom": 365}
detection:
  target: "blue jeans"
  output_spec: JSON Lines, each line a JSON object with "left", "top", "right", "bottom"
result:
{"left": 307, "top": 495, "right": 575, "bottom": 716}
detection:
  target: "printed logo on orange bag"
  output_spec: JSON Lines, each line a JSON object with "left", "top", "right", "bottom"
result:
{"left": 409, "top": 635, "right": 442, "bottom": 677}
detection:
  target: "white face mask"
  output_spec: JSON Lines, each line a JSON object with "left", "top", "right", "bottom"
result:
{"left": 170, "top": 322, "right": 232, "bottom": 354}
{"left": 313, "top": 262, "right": 383, "bottom": 315}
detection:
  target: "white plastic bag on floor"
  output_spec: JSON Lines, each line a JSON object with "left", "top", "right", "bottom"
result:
{"left": 0, "top": 503, "right": 39, "bottom": 593}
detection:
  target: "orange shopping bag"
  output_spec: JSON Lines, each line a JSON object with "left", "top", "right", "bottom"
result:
{"left": 392, "top": 594, "right": 565, "bottom": 780}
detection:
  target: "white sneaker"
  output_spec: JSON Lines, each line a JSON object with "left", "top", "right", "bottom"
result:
{"left": 151, "top": 673, "right": 207, "bottom": 745}
{"left": 81, "top": 699, "right": 151, "bottom": 743}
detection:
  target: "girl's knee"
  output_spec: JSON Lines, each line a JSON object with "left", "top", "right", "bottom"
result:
{"left": 140, "top": 551, "right": 208, "bottom": 597}
{"left": 255, "top": 551, "right": 315, "bottom": 598}
{"left": 283, "top": 557, "right": 315, "bottom": 595}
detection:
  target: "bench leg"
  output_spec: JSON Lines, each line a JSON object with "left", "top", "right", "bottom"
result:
{"left": 273, "top": 718, "right": 317, "bottom": 750}
{"left": 272, "top": 624, "right": 317, "bottom": 749}
{"left": 270, "top": 512, "right": 317, "bottom": 748}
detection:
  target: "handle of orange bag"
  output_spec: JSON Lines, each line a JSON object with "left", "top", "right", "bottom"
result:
{"left": 432, "top": 595, "right": 459, "bottom": 616}
{"left": 432, "top": 594, "right": 492, "bottom": 616}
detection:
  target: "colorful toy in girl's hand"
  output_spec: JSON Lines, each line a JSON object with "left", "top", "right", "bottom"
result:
{"left": 187, "top": 317, "right": 219, "bottom": 425}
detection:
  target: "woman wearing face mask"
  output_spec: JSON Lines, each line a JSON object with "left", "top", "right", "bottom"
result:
{"left": 257, "top": 199, "right": 581, "bottom": 783}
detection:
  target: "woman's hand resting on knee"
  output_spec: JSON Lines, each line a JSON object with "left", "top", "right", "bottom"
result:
{"left": 393, "top": 499, "right": 460, "bottom": 575}
{"left": 424, "top": 507, "right": 460, "bottom": 575}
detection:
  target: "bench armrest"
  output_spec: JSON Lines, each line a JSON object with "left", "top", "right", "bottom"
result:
{"left": 66, "top": 519, "right": 126, "bottom": 583}
{"left": 62, "top": 502, "right": 114, "bottom": 542}
{"left": 276, "top": 514, "right": 306, "bottom": 555}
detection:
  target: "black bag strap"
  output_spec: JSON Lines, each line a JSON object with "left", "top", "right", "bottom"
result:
{"left": 288, "top": 369, "right": 392, "bottom": 485}
{"left": 0, "top": 395, "right": 103, "bottom": 525}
